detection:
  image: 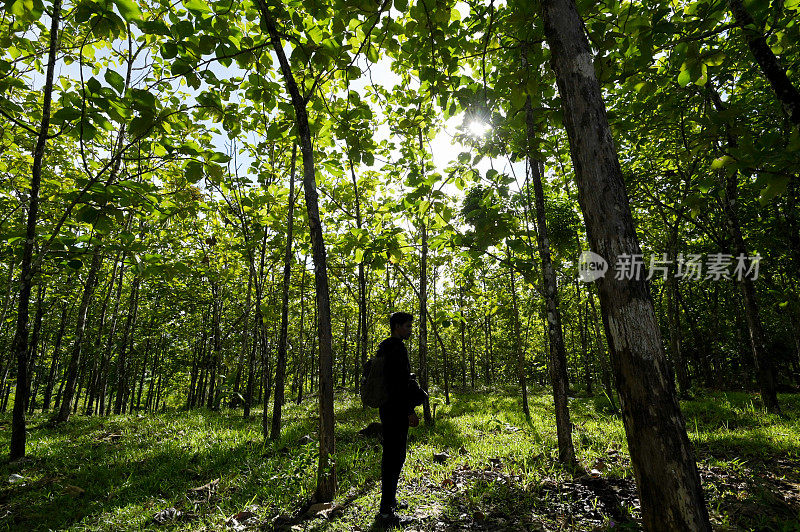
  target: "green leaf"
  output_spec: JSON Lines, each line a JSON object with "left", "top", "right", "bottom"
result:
{"left": 104, "top": 69, "right": 125, "bottom": 94}
{"left": 677, "top": 66, "right": 692, "bottom": 87}
{"left": 185, "top": 161, "right": 204, "bottom": 183}
{"left": 184, "top": 0, "right": 210, "bottom": 12}
{"left": 111, "top": 0, "right": 142, "bottom": 21}
{"left": 394, "top": 0, "right": 408, "bottom": 10}
{"left": 759, "top": 175, "right": 790, "bottom": 205}
{"left": 711, "top": 155, "right": 734, "bottom": 170}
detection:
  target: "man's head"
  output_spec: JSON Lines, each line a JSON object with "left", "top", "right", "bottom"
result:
{"left": 390, "top": 312, "right": 413, "bottom": 340}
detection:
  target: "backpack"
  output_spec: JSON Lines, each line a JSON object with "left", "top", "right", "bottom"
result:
{"left": 360, "top": 345, "right": 388, "bottom": 408}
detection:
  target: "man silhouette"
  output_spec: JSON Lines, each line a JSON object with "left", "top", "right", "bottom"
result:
{"left": 378, "top": 312, "right": 419, "bottom": 524}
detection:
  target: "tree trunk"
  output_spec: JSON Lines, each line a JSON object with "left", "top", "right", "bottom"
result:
{"left": 537, "top": 0, "right": 711, "bottom": 527}
{"left": 588, "top": 286, "right": 616, "bottom": 410}
{"left": 42, "top": 300, "right": 69, "bottom": 411}
{"left": 508, "top": 255, "right": 530, "bottom": 418}
{"left": 728, "top": 0, "right": 800, "bottom": 124}
{"left": 271, "top": 143, "right": 296, "bottom": 439}
{"left": 99, "top": 259, "right": 126, "bottom": 416}
{"left": 348, "top": 157, "right": 369, "bottom": 394}
{"left": 524, "top": 104, "right": 575, "bottom": 463}
{"left": 261, "top": 6, "right": 336, "bottom": 502}
{"left": 25, "top": 282, "right": 47, "bottom": 413}
{"left": 9, "top": 0, "right": 62, "bottom": 460}
{"left": 114, "top": 273, "right": 140, "bottom": 414}
{"left": 709, "top": 87, "right": 779, "bottom": 411}
{"left": 56, "top": 246, "right": 103, "bottom": 422}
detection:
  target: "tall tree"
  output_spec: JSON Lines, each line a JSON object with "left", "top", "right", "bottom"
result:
{"left": 271, "top": 144, "right": 297, "bottom": 440}
{"left": 258, "top": 2, "right": 336, "bottom": 501}
{"left": 536, "top": 0, "right": 711, "bottom": 529}
{"left": 9, "top": 0, "right": 62, "bottom": 460}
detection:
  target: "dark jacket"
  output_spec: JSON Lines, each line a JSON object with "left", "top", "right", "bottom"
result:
{"left": 379, "top": 337, "right": 413, "bottom": 416}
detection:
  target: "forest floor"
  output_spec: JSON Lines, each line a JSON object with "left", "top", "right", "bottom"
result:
{"left": 0, "top": 387, "right": 799, "bottom": 531}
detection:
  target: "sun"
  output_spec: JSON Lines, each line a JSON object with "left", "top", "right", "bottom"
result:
{"left": 467, "top": 120, "right": 491, "bottom": 137}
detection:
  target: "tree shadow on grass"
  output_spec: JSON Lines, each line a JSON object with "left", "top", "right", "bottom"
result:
{"left": 396, "top": 463, "right": 640, "bottom": 531}
{"left": 0, "top": 412, "right": 328, "bottom": 531}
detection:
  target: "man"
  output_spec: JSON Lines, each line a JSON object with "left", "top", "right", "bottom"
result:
{"left": 378, "top": 311, "right": 419, "bottom": 524}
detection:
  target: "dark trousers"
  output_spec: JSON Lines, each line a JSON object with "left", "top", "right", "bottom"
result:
{"left": 379, "top": 406, "right": 408, "bottom": 513}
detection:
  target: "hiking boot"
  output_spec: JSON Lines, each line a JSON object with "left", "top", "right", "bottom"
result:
{"left": 378, "top": 510, "right": 411, "bottom": 527}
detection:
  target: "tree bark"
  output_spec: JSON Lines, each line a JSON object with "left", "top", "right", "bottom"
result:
{"left": 10, "top": 0, "right": 62, "bottom": 460}
{"left": 271, "top": 143, "right": 297, "bottom": 439}
{"left": 524, "top": 102, "right": 575, "bottom": 464}
{"left": 260, "top": 6, "right": 336, "bottom": 501}
{"left": 537, "top": 0, "right": 711, "bottom": 528}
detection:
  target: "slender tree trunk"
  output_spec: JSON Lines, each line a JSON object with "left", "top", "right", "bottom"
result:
{"left": 261, "top": 7, "right": 336, "bottom": 502}
{"left": 508, "top": 256, "right": 530, "bottom": 417}
{"left": 42, "top": 300, "right": 68, "bottom": 411}
{"left": 271, "top": 144, "right": 296, "bottom": 439}
{"left": 578, "top": 282, "right": 593, "bottom": 396}
{"left": 233, "top": 269, "right": 252, "bottom": 409}
{"left": 524, "top": 106, "right": 574, "bottom": 463}
{"left": 25, "top": 282, "right": 47, "bottom": 413}
{"left": 56, "top": 246, "right": 103, "bottom": 422}
{"left": 9, "top": 0, "right": 61, "bottom": 460}
{"left": 99, "top": 260, "right": 126, "bottom": 416}
{"left": 114, "top": 273, "right": 140, "bottom": 414}
{"left": 348, "top": 157, "right": 369, "bottom": 394}
{"left": 727, "top": 0, "right": 800, "bottom": 124}
{"left": 537, "top": 0, "right": 710, "bottom": 527}
{"left": 588, "top": 286, "right": 615, "bottom": 410}
{"left": 709, "top": 87, "right": 779, "bottom": 411}
{"left": 207, "top": 290, "right": 221, "bottom": 410}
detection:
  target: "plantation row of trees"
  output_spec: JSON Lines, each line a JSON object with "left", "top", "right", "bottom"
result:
{"left": 2, "top": 0, "right": 799, "bottom": 529}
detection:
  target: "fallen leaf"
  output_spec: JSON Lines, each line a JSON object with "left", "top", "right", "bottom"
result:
{"left": 64, "top": 485, "right": 85, "bottom": 498}
{"left": 153, "top": 507, "right": 182, "bottom": 524}
{"left": 190, "top": 478, "right": 220, "bottom": 492}
{"left": 307, "top": 502, "right": 334, "bottom": 518}
{"left": 433, "top": 452, "right": 450, "bottom": 464}
{"left": 8, "top": 474, "right": 25, "bottom": 484}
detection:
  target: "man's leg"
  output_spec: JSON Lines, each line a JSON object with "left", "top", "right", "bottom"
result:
{"left": 379, "top": 413, "right": 408, "bottom": 513}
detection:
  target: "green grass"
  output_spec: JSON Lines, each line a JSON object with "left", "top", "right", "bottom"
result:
{"left": 1, "top": 388, "right": 798, "bottom": 531}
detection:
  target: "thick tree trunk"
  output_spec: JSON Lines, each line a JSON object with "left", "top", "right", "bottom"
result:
{"left": 537, "top": 0, "right": 711, "bottom": 528}
{"left": 271, "top": 144, "right": 296, "bottom": 439}
{"left": 10, "top": 0, "right": 61, "bottom": 459}
{"left": 261, "top": 6, "right": 336, "bottom": 501}
{"left": 56, "top": 246, "right": 103, "bottom": 422}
